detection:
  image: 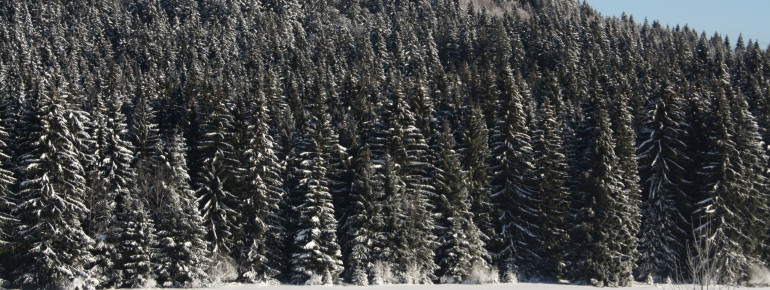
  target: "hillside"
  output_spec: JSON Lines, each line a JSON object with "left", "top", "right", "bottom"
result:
{"left": 0, "top": 0, "right": 769, "bottom": 288}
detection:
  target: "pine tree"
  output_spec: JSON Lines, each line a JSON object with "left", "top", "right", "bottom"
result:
{"left": 458, "top": 102, "right": 496, "bottom": 257}
{"left": 154, "top": 132, "right": 211, "bottom": 287}
{"left": 490, "top": 66, "right": 540, "bottom": 280}
{"left": 636, "top": 82, "right": 690, "bottom": 281}
{"left": 532, "top": 97, "right": 569, "bottom": 281}
{"left": 236, "top": 91, "right": 286, "bottom": 283}
{"left": 12, "top": 80, "right": 95, "bottom": 289}
{"left": 342, "top": 143, "right": 385, "bottom": 285}
{"left": 380, "top": 78, "right": 438, "bottom": 283}
{"left": 435, "top": 120, "right": 489, "bottom": 283}
{"left": 290, "top": 99, "right": 343, "bottom": 285}
{"left": 108, "top": 186, "right": 155, "bottom": 288}
{"left": 196, "top": 98, "right": 241, "bottom": 260}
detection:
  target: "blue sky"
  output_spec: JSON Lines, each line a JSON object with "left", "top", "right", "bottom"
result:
{"left": 584, "top": 0, "right": 769, "bottom": 48}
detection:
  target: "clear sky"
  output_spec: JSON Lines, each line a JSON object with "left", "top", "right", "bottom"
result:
{"left": 584, "top": 0, "right": 770, "bottom": 48}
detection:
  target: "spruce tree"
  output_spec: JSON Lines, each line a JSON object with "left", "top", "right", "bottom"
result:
{"left": 154, "top": 132, "right": 211, "bottom": 287}
{"left": 490, "top": 66, "right": 540, "bottom": 280}
{"left": 108, "top": 186, "right": 155, "bottom": 288}
{"left": 565, "top": 75, "right": 635, "bottom": 286}
{"left": 459, "top": 102, "right": 496, "bottom": 256}
{"left": 381, "top": 78, "right": 438, "bottom": 283}
{"left": 532, "top": 97, "right": 569, "bottom": 281}
{"left": 0, "top": 104, "right": 15, "bottom": 278}
{"left": 196, "top": 98, "right": 241, "bottom": 260}
{"left": 236, "top": 91, "right": 286, "bottom": 283}
{"left": 12, "top": 81, "right": 95, "bottom": 289}
{"left": 608, "top": 91, "right": 642, "bottom": 285}
{"left": 342, "top": 143, "right": 385, "bottom": 285}
{"left": 636, "top": 83, "right": 690, "bottom": 281}
{"left": 290, "top": 101, "right": 343, "bottom": 285}
{"left": 90, "top": 96, "right": 138, "bottom": 286}
{"left": 435, "top": 121, "right": 489, "bottom": 283}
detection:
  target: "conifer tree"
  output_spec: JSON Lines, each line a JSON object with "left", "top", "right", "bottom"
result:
{"left": 694, "top": 85, "right": 748, "bottom": 283}
{"left": 0, "top": 97, "right": 16, "bottom": 250}
{"left": 290, "top": 76, "right": 343, "bottom": 285}
{"left": 12, "top": 80, "right": 95, "bottom": 289}
{"left": 381, "top": 78, "right": 438, "bottom": 283}
{"left": 90, "top": 96, "right": 138, "bottom": 286}
{"left": 608, "top": 91, "right": 642, "bottom": 284}
{"left": 532, "top": 97, "right": 569, "bottom": 281}
{"left": 636, "top": 83, "right": 690, "bottom": 281}
{"left": 565, "top": 75, "right": 635, "bottom": 286}
{"left": 130, "top": 95, "right": 163, "bottom": 209}
{"left": 435, "top": 120, "right": 489, "bottom": 283}
{"left": 108, "top": 185, "right": 155, "bottom": 288}
{"left": 236, "top": 90, "right": 286, "bottom": 283}
{"left": 342, "top": 143, "right": 385, "bottom": 285}
{"left": 459, "top": 102, "right": 496, "bottom": 254}
{"left": 0, "top": 105, "right": 15, "bottom": 279}
{"left": 154, "top": 132, "right": 211, "bottom": 287}
{"left": 490, "top": 66, "right": 540, "bottom": 280}
{"left": 196, "top": 98, "right": 241, "bottom": 260}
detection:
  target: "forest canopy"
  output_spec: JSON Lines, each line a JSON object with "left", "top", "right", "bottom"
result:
{"left": 0, "top": 0, "right": 769, "bottom": 288}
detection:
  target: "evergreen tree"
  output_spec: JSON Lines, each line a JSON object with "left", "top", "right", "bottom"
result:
{"left": 154, "top": 132, "right": 211, "bottom": 287}
{"left": 636, "top": 83, "right": 690, "bottom": 281}
{"left": 196, "top": 98, "right": 241, "bottom": 260}
{"left": 0, "top": 103, "right": 16, "bottom": 261}
{"left": 108, "top": 185, "right": 155, "bottom": 288}
{"left": 380, "top": 78, "right": 438, "bottom": 283}
{"left": 290, "top": 104, "right": 343, "bottom": 285}
{"left": 608, "top": 91, "right": 642, "bottom": 284}
{"left": 532, "top": 97, "right": 569, "bottom": 281}
{"left": 565, "top": 75, "right": 635, "bottom": 286}
{"left": 490, "top": 66, "right": 540, "bottom": 280}
{"left": 693, "top": 85, "right": 748, "bottom": 283}
{"left": 342, "top": 143, "right": 385, "bottom": 285}
{"left": 12, "top": 80, "right": 95, "bottom": 289}
{"left": 459, "top": 102, "right": 496, "bottom": 257}
{"left": 236, "top": 91, "right": 286, "bottom": 283}
{"left": 90, "top": 96, "right": 138, "bottom": 286}
{"left": 130, "top": 95, "right": 163, "bottom": 210}
{"left": 435, "top": 121, "right": 489, "bottom": 283}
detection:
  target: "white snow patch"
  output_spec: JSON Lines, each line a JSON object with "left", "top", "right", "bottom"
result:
{"left": 748, "top": 264, "right": 770, "bottom": 286}
{"left": 149, "top": 282, "right": 770, "bottom": 290}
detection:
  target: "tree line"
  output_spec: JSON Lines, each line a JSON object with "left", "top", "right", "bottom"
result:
{"left": 0, "top": 0, "right": 769, "bottom": 288}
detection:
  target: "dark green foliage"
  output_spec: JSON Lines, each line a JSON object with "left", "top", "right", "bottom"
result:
{"left": 0, "top": 0, "right": 769, "bottom": 286}
{"left": 153, "top": 133, "right": 211, "bottom": 287}
{"left": 533, "top": 97, "right": 569, "bottom": 281}
{"left": 12, "top": 83, "right": 95, "bottom": 289}
{"left": 636, "top": 83, "right": 691, "bottom": 281}
{"left": 490, "top": 66, "right": 541, "bottom": 280}
{"left": 435, "top": 120, "right": 490, "bottom": 283}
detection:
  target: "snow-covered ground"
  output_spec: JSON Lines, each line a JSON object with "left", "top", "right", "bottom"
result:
{"left": 176, "top": 282, "right": 770, "bottom": 290}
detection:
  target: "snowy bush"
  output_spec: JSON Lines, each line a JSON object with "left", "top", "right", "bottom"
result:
{"left": 747, "top": 264, "right": 770, "bottom": 286}
{"left": 208, "top": 254, "right": 238, "bottom": 284}
{"left": 468, "top": 263, "right": 499, "bottom": 284}
{"left": 503, "top": 269, "right": 518, "bottom": 283}
{"left": 401, "top": 262, "right": 433, "bottom": 284}
{"left": 371, "top": 260, "right": 397, "bottom": 285}
{"left": 304, "top": 274, "right": 324, "bottom": 285}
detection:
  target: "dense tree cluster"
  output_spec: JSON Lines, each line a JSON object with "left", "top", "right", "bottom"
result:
{"left": 0, "top": 0, "right": 769, "bottom": 288}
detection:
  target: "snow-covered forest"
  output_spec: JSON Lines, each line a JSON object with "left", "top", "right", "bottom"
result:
{"left": 0, "top": 0, "right": 769, "bottom": 288}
